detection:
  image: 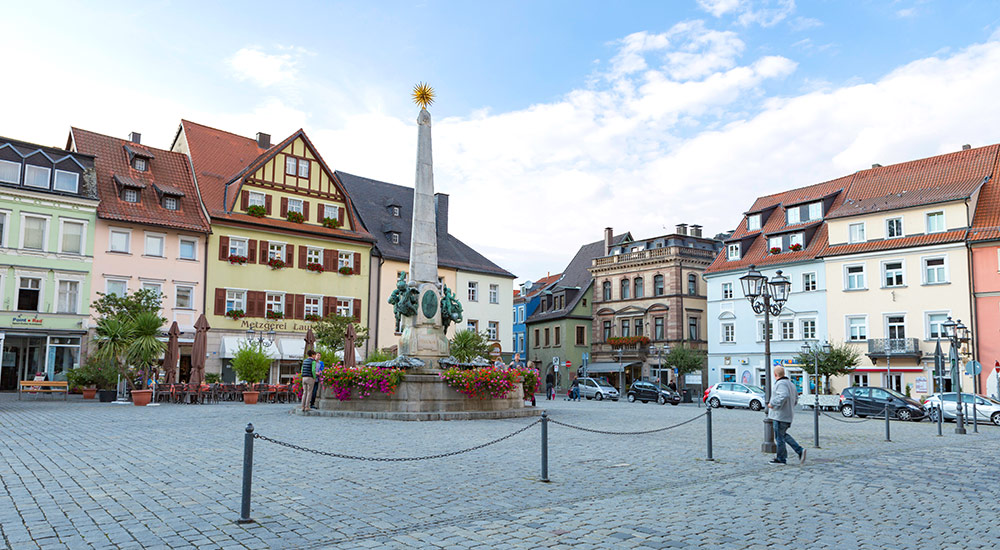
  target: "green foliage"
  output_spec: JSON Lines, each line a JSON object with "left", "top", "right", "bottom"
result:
{"left": 319, "top": 365, "right": 405, "bottom": 400}
{"left": 90, "top": 290, "right": 166, "bottom": 391}
{"left": 793, "top": 341, "right": 860, "bottom": 379}
{"left": 205, "top": 373, "right": 222, "bottom": 384}
{"left": 364, "top": 349, "right": 394, "bottom": 364}
{"left": 230, "top": 340, "right": 273, "bottom": 384}
{"left": 440, "top": 367, "right": 518, "bottom": 399}
{"left": 662, "top": 343, "right": 706, "bottom": 376}
{"left": 91, "top": 288, "right": 163, "bottom": 319}
{"left": 67, "top": 355, "right": 118, "bottom": 390}
{"left": 516, "top": 367, "right": 540, "bottom": 398}
{"left": 315, "top": 344, "right": 340, "bottom": 368}
{"left": 449, "top": 330, "right": 490, "bottom": 363}
{"left": 127, "top": 311, "right": 166, "bottom": 374}
{"left": 313, "top": 314, "right": 369, "bottom": 352}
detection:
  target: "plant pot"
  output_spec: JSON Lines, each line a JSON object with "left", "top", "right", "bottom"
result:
{"left": 243, "top": 391, "right": 259, "bottom": 404}
{"left": 82, "top": 387, "right": 98, "bottom": 400}
{"left": 131, "top": 389, "right": 153, "bottom": 406}
{"left": 98, "top": 389, "right": 117, "bottom": 402}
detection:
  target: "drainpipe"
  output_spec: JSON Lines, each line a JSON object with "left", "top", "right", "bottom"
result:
{"left": 965, "top": 196, "right": 979, "bottom": 392}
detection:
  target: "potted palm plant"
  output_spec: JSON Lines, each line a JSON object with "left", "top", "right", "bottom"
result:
{"left": 92, "top": 311, "right": 166, "bottom": 406}
{"left": 230, "top": 340, "right": 273, "bottom": 404}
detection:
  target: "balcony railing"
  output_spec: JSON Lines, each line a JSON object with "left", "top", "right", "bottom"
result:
{"left": 866, "top": 338, "right": 921, "bottom": 356}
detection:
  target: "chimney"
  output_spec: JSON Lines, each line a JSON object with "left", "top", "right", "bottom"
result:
{"left": 256, "top": 132, "right": 271, "bottom": 148}
{"left": 690, "top": 224, "right": 703, "bottom": 237}
{"left": 128, "top": 132, "right": 141, "bottom": 144}
{"left": 434, "top": 193, "right": 449, "bottom": 235}
{"left": 872, "top": 163, "right": 882, "bottom": 168}
{"left": 962, "top": 144, "right": 971, "bottom": 150}
{"left": 604, "top": 227, "right": 613, "bottom": 255}
{"left": 675, "top": 223, "right": 688, "bottom": 235}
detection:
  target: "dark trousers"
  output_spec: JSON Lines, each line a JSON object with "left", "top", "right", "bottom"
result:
{"left": 309, "top": 379, "right": 320, "bottom": 408}
{"left": 772, "top": 420, "right": 803, "bottom": 463}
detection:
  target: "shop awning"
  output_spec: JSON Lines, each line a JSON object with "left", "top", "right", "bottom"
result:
{"left": 582, "top": 361, "right": 641, "bottom": 374}
{"left": 277, "top": 339, "right": 305, "bottom": 360}
{"left": 220, "top": 337, "right": 281, "bottom": 359}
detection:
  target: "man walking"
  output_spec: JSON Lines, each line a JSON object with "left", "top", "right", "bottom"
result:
{"left": 300, "top": 350, "right": 318, "bottom": 413}
{"left": 545, "top": 370, "right": 555, "bottom": 400}
{"left": 767, "top": 365, "right": 805, "bottom": 465}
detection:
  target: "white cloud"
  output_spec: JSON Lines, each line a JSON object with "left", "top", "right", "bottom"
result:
{"left": 228, "top": 47, "right": 303, "bottom": 87}
{"left": 697, "top": 0, "right": 797, "bottom": 28}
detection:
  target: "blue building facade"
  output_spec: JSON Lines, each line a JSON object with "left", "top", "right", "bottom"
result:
{"left": 512, "top": 275, "right": 562, "bottom": 362}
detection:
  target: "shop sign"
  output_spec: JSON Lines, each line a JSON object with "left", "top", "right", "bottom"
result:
{"left": 10, "top": 314, "right": 44, "bottom": 327}
{"left": 914, "top": 376, "right": 928, "bottom": 394}
{"left": 240, "top": 319, "right": 314, "bottom": 332}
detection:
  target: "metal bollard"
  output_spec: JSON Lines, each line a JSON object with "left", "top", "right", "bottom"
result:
{"left": 706, "top": 407, "right": 714, "bottom": 461}
{"left": 884, "top": 404, "right": 890, "bottom": 442}
{"left": 238, "top": 423, "right": 256, "bottom": 524}
{"left": 936, "top": 405, "right": 943, "bottom": 437}
{"left": 540, "top": 411, "right": 549, "bottom": 482}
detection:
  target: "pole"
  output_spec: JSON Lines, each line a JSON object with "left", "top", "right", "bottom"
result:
{"left": 954, "top": 346, "right": 966, "bottom": 435}
{"left": 540, "top": 411, "right": 549, "bottom": 482}
{"left": 972, "top": 367, "right": 978, "bottom": 433}
{"left": 706, "top": 406, "right": 714, "bottom": 461}
{"left": 884, "top": 353, "right": 891, "bottom": 442}
{"left": 238, "top": 423, "right": 255, "bottom": 524}
{"left": 935, "top": 337, "right": 943, "bottom": 436}
{"left": 813, "top": 351, "right": 820, "bottom": 449}
{"left": 761, "top": 299, "right": 776, "bottom": 453}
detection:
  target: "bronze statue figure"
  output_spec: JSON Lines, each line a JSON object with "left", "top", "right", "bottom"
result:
{"left": 388, "top": 272, "right": 419, "bottom": 332}
{"left": 440, "top": 285, "right": 463, "bottom": 330}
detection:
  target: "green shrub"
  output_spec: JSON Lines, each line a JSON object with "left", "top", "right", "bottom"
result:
{"left": 231, "top": 341, "right": 273, "bottom": 384}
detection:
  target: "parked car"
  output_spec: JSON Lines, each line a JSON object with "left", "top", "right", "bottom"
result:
{"left": 626, "top": 381, "right": 681, "bottom": 405}
{"left": 922, "top": 393, "right": 1000, "bottom": 426}
{"left": 576, "top": 377, "right": 620, "bottom": 401}
{"left": 839, "top": 386, "right": 925, "bottom": 421}
{"left": 705, "top": 382, "right": 766, "bottom": 411}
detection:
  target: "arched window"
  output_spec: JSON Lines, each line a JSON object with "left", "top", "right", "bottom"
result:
{"left": 653, "top": 275, "right": 664, "bottom": 296}
{"left": 620, "top": 278, "right": 630, "bottom": 300}
{"left": 602, "top": 281, "right": 612, "bottom": 301}
{"left": 688, "top": 274, "right": 697, "bottom": 296}
{"left": 634, "top": 277, "right": 644, "bottom": 298}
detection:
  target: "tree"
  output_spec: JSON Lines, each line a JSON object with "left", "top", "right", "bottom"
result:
{"left": 662, "top": 343, "right": 706, "bottom": 388}
{"left": 92, "top": 288, "right": 163, "bottom": 319}
{"left": 90, "top": 290, "right": 166, "bottom": 391}
{"left": 449, "top": 330, "right": 490, "bottom": 363}
{"left": 313, "top": 314, "right": 369, "bottom": 352}
{"left": 127, "top": 311, "right": 167, "bottom": 389}
{"left": 794, "top": 341, "right": 861, "bottom": 394}
{"left": 230, "top": 341, "right": 273, "bottom": 384}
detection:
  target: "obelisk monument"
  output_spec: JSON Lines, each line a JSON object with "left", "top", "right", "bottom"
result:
{"left": 398, "top": 83, "right": 450, "bottom": 367}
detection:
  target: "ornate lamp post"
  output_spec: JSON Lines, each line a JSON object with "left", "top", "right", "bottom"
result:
{"left": 942, "top": 317, "right": 968, "bottom": 435}
{"left": 801, "top": 341, "right": 831, "bottom": 449}
{"left": 246, "top": 329, "right": 276, "bottom": 349}
{"left": 739, "top": 265, "right": 791, "bottom": 453}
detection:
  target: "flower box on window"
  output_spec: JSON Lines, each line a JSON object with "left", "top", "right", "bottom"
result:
{"left": 769, "top": 247, "right": 781, "bottom": 254}
{"left": 266, "top": 310, "right": 284, "bottom": 320}
{"left": 225, "top": 309, "right": 246, "bottom": 320}
{"left": 304, "top": 313, "right": 321, "bottom": 322}
{"left": 246, "top": 205, "right": 267, "bottom": 218}
{"left": 339, "top": 266, "right": 353, "bottom": 275}
{"left": 228, "top": 255, "right": 249, "bottom": 265}
{"left": 267, "top": 258, "right": 286, "bottom": 270}
{"left": 607, "top": 336, "right": 651, "bottom": 347}
{"left": 286, "top": 211, "right": 305, "bottom": 223}
{"left": 306, "top": 262, "right": 325, "bottom": 273}
{"left": 321, "top": 217, "right": 340, "bottom": 229}
{"left": 789, "top": 243, "right": 803, "bottom": 251}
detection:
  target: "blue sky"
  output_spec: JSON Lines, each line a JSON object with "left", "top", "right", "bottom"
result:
{"left": 3, "top": 1, "right": 1000, "bottom": 281}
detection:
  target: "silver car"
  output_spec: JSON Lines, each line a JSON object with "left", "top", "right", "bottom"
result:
{"left": 922, "top": 393, "right": 1000, "bottom": 426}
{"left": 577, "top": 377, "right": 620, "bottom": 401}
{"left": 706, "top": 382, "right": 766, "bottom": 411}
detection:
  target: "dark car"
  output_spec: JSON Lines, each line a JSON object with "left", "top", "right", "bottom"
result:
{"left": 839, "top": 386, "right": 926, "bottom": 421}
{"left": 627, "top": 381, "right": 681, "bottom": 405}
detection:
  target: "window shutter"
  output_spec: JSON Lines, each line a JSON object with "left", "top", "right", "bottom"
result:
{"left": 247, "top": 240, "right": 257, "bottom": 263}
{"left": 241, "top": 190, "right": 249, "bottom": 210}
{"left": 324, "top": 249, "right": 336, "bottom": 272}
{"left": 303, "top": 201, "right": 310, "bottom": 221}
{"left": 324, "top": 296, "right": 335, "bottom": 317}
{"left": 214, "top": 288, "right": 226, "bottom": 316}
{"left": 265, "top": 194, "right": 272, "bottom": 215}
{"left": 286, "top": 244, "right": 295, "bottom": 267}
{"left": 352, "top": 252, "right": 361, "bottom": 275}
{"left": 280, "top": 197, "right": 288, "bottom": 217}
{"left": 337, "top": 205, "right": 345, "bottom": 226}
{"left": 352, "top": 298, "right": 362, "bottom": 322}
{"left": 248, "top": 291, "right": 265, "bottom": 317}
{"left": 298, "top": 246, "right": 307, "bottom": 269}
{"left": 316, "top": 203, "right": 323, "bottom": 221}
{"left": 218, "top": 236, "right": 229, "bottom": 260}
{"left": 293, "top": 294, "right": 305, "bottom": 320}
{"left": 258, "top": 240, "right": 269, "bottom": 264}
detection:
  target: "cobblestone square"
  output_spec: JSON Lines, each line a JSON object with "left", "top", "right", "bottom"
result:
{"left": 2, "top": 393, "right": 998, "bottom": 549}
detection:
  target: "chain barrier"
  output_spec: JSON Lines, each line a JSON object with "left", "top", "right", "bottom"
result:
{"left": 820, "top": 405, "right": 889, "bottom": 424}
{"left": 547, "top": 410, "right": 707, "bottom": 435}
{"left": 252, "top": 418, "right": 541, "bottom": 462}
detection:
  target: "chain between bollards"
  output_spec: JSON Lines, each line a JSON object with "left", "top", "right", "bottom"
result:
{"left": 237, "top": 423, "right": 255, "bottom": 524}
{"left": 705, "top": 406, "right": 714, "bottom": 461}
{"left": 540, "top": 411, "right": 549, "bottom": 482}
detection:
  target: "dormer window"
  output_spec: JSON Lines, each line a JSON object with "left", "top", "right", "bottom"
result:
{"left": 163, "top": 196, "right": 178, "bottom": 210}
{"left": 392, "top": 206, "right": 400, "bottom": 217}
{"left": 747, "top": 214, "right": 761, "bottom": 231}
{"left": 787, "top": 207, "right": 800, "bottom": 225}
{"left": 808, "top": 201, "right": 822, "bottom": 220}
{"left": 390, "top": 232, "right": 399, "bottom": 244}
{"left": 768, "top": 236, "right": 782, "bottom": 251}
{"left": 248, "top": 191, "right": 266, "bottom": 207}
{"left": 789, "top": 233, "right": 804, "bottom": 248}
{"left": 727, "top": 243, "right": 740, "bottom": 260}
{"left": 133, "top": 157, "right": 147, "bottom": 171}
{"left": 123, "top": 188, "right": 139, "bottom": 203}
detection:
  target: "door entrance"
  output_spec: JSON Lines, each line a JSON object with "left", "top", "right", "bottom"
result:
{"left": 1, "top": 336, "right": 47, "bottom": 390}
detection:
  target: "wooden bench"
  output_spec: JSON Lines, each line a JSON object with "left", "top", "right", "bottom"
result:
{"left": 18, "top": 380, "right": 69, "bottom": 400}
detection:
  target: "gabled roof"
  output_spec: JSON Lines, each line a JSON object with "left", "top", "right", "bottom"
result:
{"left": 969, "top": 151, "right": 1000, "bottom": 243}
{"left": 337, "top": 170, "right": 514, "bottom": 278}
{"left": 524, "top": 273, "right": 563, "bottom": 299}
{"left": 728, "top": 176, "right": 848, "bottom": 241}
{"left": 826, "top": 144, "right": 998, "bottom": 219}
{"left": 172, "top": 120, "right": 270, "bottom": 213}
{"left": 821, "top": 229, "right": 966, "bottom": 258}
{"left": 527, "top": 234, "right": 628, "bottom": 324}
{"left": 71, "top": 128, "right": 210, "bottom": 233}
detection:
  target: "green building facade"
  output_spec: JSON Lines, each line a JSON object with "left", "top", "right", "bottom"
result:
{"left": 525, "top": 281, "right": 593, "bottom": 392}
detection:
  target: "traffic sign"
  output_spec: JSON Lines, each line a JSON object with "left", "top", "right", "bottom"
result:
{"left": 565, "top": 361, "right": 571, "bottom": 369}
{"left": 965, "top": 360, "right": 982, "bottom": 376}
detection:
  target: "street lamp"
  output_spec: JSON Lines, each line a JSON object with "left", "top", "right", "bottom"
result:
{"left": 246, "top": 329, "right": 276, "bottom": 348}
{"left": 942, "top": 317, "right": 967, "bottom": 435}
{"left": 740, "top": 265, "right": 791, "bottom": 453}
{"left": 801, "top": 341, "right": 831, "bottom": 449}
{"left": 617, "top": 347, "right": 624, "bottom": 401}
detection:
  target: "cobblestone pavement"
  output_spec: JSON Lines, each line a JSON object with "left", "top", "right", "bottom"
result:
{"left": 2, "top": 392, "right": 998, "bottom": 549}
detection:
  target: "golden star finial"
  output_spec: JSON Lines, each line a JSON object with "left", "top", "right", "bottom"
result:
{"left": 412, "top": 82, "right": 435, "bottom": 109}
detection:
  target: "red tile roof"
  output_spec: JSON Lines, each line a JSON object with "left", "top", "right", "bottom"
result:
{"left": 71, "top": 128, "right": 210, "bottom": 233}
{"left": 707, "top": 224, "right": 830, "bottom": 274}
{"left": 524, "top": 273, "right": 563, "bottom": 298}
{"left": 175, "top": 120, "right": 270, "bottom": 213}
{"left": 969, "top": 151, "right": 1000, "bottom": 242}
{"left": 820, "top": 229, "right": 967, "bottom": 257}
{"left": 826, "top": 144, "right": 998, "bottom": 219}
{"left": 728, "top": 176, "right": 849, "bottom": 241}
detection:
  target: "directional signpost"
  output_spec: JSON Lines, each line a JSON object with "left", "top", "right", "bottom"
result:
{"left": 966, "top": 361, "right": 983, "bottom": 432}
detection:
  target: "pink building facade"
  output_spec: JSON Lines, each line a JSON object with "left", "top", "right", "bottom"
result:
{"left": 971, "top": 243, "right": 1000, "bottom": 397}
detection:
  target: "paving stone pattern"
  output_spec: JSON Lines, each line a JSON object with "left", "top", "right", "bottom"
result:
{"left": 1, "top": 393, "right": 998, "bottom": 549}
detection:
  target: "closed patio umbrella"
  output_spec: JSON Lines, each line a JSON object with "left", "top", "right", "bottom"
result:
{"left": 304, "top": 327, "right": 316, "bottom": 354}
{"left": 190, "top": 314, "right": 210, "bottom": 386}
{"left": 344, "top": 323, "right": 357, "bottom": 368}
{"left": 163, "top": 321, "right": 180, "bottom": 384}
